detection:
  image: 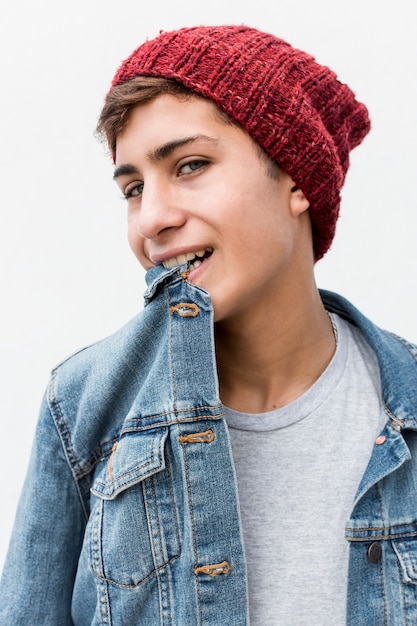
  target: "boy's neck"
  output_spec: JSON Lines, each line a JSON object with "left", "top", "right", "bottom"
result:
{"left": 215, "top": 282, "right": 336, "bottom": 414}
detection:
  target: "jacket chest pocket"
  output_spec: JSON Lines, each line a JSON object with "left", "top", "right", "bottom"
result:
{"left": 88, "top": 427, "right": 181, "bottom": 588}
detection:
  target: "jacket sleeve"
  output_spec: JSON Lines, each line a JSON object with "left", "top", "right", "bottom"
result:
{"left": 0, "top": 394, "right": 87, "bottom": 625}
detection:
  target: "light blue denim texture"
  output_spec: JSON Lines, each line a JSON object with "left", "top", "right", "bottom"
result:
{"left": 1, "top": 265, "right": 417, "bottom": 625}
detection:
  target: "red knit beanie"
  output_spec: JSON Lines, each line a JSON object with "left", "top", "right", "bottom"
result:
{"left": 111, "top": 25, "right": 371, "bottom": 260}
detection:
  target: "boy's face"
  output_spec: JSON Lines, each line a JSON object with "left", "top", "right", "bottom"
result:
{"left": 114, "top": 94, "right": 310, "bottom": 324}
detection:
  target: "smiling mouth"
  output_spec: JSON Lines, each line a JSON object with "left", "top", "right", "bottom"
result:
{"left": 162, "top": 248, "right": 213, "bottom": 270}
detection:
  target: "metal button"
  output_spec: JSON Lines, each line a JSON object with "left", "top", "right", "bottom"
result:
{"left": 367, "top": 542, "right": 382, "bottom": 564}
{"left": 375, "top": 435, "right": 386, "bottom": 445}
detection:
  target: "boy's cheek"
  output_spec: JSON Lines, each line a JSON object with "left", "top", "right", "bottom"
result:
{"left": 128, "top": 235, "right": 153, "bottom": 269}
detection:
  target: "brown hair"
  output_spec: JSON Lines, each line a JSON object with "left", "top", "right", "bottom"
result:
{"left": 96, "top": 76, "right": 232, "bottom": 155}
{"left": 95, "top": 75, "right": 279, "bottom": 178}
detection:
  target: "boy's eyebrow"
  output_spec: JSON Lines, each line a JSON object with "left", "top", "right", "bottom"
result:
{"left": 148, "top": 134, "right": 219, "bottom": 162}
{"left": 113, "top": 164, "right": 139, "bottom": 179}
{"left": 113, "top": 134, "right": 219, "bottom": 179}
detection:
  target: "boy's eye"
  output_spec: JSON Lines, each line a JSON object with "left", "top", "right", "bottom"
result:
{"left": 124, "top": 182, "right": 144, "bottom": 199}
{"left": 179, "top": 159, "right": 207, "bottom": 175}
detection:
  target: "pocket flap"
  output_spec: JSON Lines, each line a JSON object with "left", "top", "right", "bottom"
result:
{"left": 91, "top": 427, "right": 168, "bottom": 500}
{"left": 393, "top": 537, "right": 417, "bottom": 583}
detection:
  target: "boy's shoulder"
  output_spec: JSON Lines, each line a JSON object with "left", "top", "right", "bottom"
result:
{"left": 321, "top": 289, "right": 417, "bottom": 429}
{"left": 45, "top": 308, "right": 155, "bottom": 448}
{"left": 52, "top": 308, "right": 146, "bottom": 381}
{"left": 321, "top": 289, "right": 417, "bottom": 357}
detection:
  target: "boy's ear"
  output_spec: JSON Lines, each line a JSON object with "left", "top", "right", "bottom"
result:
{"left": 290, "top": 184, "right": 310, "bottom": 217}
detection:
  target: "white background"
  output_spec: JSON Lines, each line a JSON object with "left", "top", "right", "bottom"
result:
{"left": 0, "top": 0, "right": 416, "bottom": 571}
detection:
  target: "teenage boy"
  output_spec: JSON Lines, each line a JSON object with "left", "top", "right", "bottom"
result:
{"left": 1, "top": 25, "right": 417, "bottom": 626}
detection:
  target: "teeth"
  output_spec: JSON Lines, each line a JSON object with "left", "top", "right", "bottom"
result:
{"left": 162, "top": 248, "right": 212, "bottom": 269}
{"left": 176, "top": 254, "right": 189, "bottom": 265}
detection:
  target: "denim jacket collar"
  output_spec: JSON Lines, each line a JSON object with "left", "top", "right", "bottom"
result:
{"left": 321, "top": 289, "right": 417, "bottom": 431}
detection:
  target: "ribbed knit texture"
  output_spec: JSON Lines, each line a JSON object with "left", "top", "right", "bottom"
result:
{"left": 111, "top": 25, "right": 371, "bottom": 260}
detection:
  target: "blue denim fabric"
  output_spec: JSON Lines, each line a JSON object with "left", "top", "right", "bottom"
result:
{"left": 1, "top": 268, "right": 417, "bottom": 625}
{"left": 322, "top": 290, "right": 417, "bottom": 626}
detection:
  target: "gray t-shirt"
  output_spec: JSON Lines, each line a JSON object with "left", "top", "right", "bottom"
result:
{"left": 224, "top": 314, "right": 387, "bottom": 626}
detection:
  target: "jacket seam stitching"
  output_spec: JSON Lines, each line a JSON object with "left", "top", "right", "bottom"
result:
{"left": 143, "top": 477, "right": 165, "bottom": 622}
{"left": 395, "top": 541, "right": 408, "bottom": 625}
{"left": 124, "top": 405, "right": 224, "bottom": 422}
{"left": 47, "top": 369, "right": 90, "bottom": 519}
{"left": 93, "top": 555, "right": 181, "bottom": 589}
{"left": 387, "top": 332, "right": 417, "bottom": 363}
{"left": 347, "top": 530, "right": 417, "bottom": 540}
{"left": 75, "top": 438, "right": 119, "bottom": 479}
{"left": 179, "top": 422, "right": 203, "bottom": 625}
{"left": 347, "top": 521, "right": 417, "bottom": 532}
{"left": 166, "top": 286, "right": 178, "bottom": 415}
{"left": 376, "top": 482, "right": 388, "bottom": 626}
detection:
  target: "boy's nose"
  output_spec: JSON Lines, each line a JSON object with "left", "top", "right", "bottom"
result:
{"left": 136, "top": 184, "right": 187, "bottom": 240}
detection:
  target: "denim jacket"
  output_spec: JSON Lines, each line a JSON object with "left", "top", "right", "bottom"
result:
{"left": 1, "top": 265, "right": 417, "bottom": 625}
